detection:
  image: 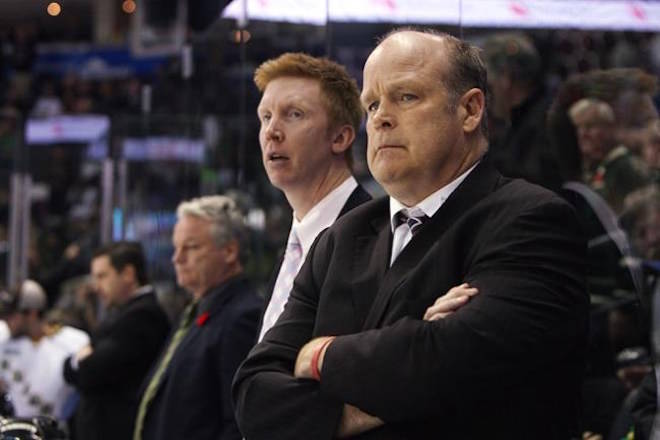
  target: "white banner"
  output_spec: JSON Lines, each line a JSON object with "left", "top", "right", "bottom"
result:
{"left": 25, "top": 115, "right": 110, "bottom": 145}
{"left": 222, "top": 0, "right": 660, "bottom": 31}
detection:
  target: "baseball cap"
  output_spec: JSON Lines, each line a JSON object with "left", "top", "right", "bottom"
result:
{"left": 16, "top": 280, "right": 47, "bottom": 311}
{"left": 0, "top": 280, "right": 47, "bottom": 317}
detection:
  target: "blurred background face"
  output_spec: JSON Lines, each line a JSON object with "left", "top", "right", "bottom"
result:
{"left": 573, "top": 107, "right": 616, "bottom": 164}
{"left": 171, "top": 215, "right": 228, "bottom": 299}
{"left": 5, "top": 311, "right": 27, "bottom": 338}
{"left": 614, "top": 93, "right": 659, "bottom": 153}
{"left": 91, "top": 255, "right": 126, "bottom": 308}
{"left": 631, "top": 207, "right": 660, "bottom": 261}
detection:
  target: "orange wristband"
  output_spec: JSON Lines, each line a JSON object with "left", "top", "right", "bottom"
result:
{"left": 311, "top": 337, "right": 335, "bottom": 381}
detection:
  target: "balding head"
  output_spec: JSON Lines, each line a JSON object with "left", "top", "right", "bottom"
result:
{"left": 370, "top": 30, "right": 447, "bottom": 62}
{"left": 362, "top": 28, "right": 488, "bottom": 206}
{"left": 371, "top": 29, "right": 489, "bottom": 137}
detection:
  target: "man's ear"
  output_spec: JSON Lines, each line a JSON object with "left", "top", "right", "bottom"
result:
{"left": 120, "top": 264, "right": 137, "bottom": 284}
{"left": 222, "top": 240, "right": 240, "bottom": 264}
{"left": 330, "top": 125, "right": 356, "bottom": 155}
{"left": 459, "top": 88, "right": 485, "bottom": 134}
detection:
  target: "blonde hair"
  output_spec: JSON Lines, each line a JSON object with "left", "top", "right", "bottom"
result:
{"left": 254, "top": 52, "right": 363, "bottom": 140}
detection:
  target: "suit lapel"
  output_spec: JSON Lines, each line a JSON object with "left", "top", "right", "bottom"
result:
{"left": 262, "top": 185, "right": 371, "bottom": 327}
{"left": 159, "top": 279, "right": 242, "bottom": 382}
{"left": 339, "top": 185, "right": 372, "bottom": 218}
{"left": 351, "top": 210, "right": 391, "bottom": 330}
{"left": 363, "top": 160, "right": 503, "bottom": 328}
{"left": 259, "top": 251, "right": 284, "bottom": 327}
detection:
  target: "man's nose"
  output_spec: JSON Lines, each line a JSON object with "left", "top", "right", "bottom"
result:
{"left": 264, "top": 119, "right": 284, "bottom": 142}
{"left": 171, "top": 249, "right": 183, "bottom": 264}
{"left": 372, "top": 101, "right": 395, "bottom": 129}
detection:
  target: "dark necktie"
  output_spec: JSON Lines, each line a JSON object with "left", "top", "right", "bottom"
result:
{"left": 390, "top": 209, "right": 429, "bottom": 265}
{"left": 394, "top": 210, "right": 429, "bottom": 236}
{"left": 133, "top": 300, "right": 198, "bottom": 440}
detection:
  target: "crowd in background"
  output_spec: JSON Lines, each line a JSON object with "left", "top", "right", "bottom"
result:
{"left": 0, "top": 18, "right": 657, "bottom": 440}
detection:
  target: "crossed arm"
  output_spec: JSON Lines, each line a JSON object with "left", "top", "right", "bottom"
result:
{"left": 233, "top": 278, "right": 479, "bottom": 439}
{"left": 233, "top": 200, "right": 586, "bottom": 439}
{"left": 294, "top": 283, "right": 479, "bottom": 437}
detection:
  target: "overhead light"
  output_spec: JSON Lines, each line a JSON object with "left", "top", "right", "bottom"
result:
{"left": 122, "top": 0, "right": 137, "bottom": 14}
{"left": 47, "top": 2, "right": 62, "bottom": 16}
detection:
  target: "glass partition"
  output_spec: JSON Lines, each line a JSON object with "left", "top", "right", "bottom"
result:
{"left": 22, "top": 115, "right": 111, "bottom": 302}
{"left": 0, "top": 3, "right": 658, "bottom": 434}
{"left": 0, "top": 110, "right": 20, "bottom": 288}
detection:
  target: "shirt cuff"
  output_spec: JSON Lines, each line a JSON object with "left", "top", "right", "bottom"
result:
{"left": 69, "top": 354, "right": 79, "bottom": 371}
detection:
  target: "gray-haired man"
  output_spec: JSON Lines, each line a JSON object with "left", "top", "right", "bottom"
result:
{"left": 134, "top": 195, "right": 262, "bottom": 440}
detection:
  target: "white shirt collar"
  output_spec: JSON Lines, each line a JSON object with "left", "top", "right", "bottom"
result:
{"left": 390, "top": 162, "right": 479, "bottom": 232}
{"left": 290, "top": 176, "right": 358, "bottom": 258}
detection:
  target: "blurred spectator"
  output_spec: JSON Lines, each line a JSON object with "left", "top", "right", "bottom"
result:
{"left": 609, "top": 73, "right": 658, "bottom": 156}
{"left": 134, "top": 195, "right": 261, "bottom": 440}
{"left": 548, "top": 67, "right": 658, "bottom": 185}
{"left": 621, "top": 185, "right": 660, "bottom": 297}
{"left": 64, "top": 241, "right": 170, "bottom": 440}
{"left": 482, "top": 33, "right": 562, "bottom": 190}
{"left": 593, "top": 69, "right": 656, "bottom": 154}
{"left": 551, "top": 70, "right": 657, "bottom": 439}
{"left": 0, "top": 279, "right": 89, "bottom": 423}
{"left": 50, "top": 276, "right": 100, "bottom": 334}
{"left": 30, "top": 79, "right": 63, "bottom": 118}
{"left": 569, "top": 97, "right": 651, "bottom": 214}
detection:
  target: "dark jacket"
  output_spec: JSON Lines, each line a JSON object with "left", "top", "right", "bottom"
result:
{"left": 259, "top": 184, "right": 372, "bottom": 330}
{"left": 234, "top": 161, "right": 589, "bottom": 440}
{"left": 140, "top": 276, "right": 261, "bottom": 440}
{"left": 64, "top": 288, "right": 170, "bottom": 440}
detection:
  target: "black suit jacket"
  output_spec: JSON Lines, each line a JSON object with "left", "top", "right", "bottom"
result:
{"left": 64, "top": 289, "right": 170, "bottom": 440}
{"left": 140, "top": 276, "right": 262, "bottom": 440}
{"left": 259, "top": 184, "right": 372, "bottom": 325}
{"left": 233, "top": 161, "right": 589, "bottom": 439}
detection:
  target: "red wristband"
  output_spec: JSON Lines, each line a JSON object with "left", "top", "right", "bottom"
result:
{"left": 310, "top": 337, "right": 335, "bottom": 381}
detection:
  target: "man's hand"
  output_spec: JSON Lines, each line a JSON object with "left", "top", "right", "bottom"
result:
{"left": 423, "top": 283, "right": 478, "bottom": 321}
{"left": 294, "top": 336, "right": 334, "bottom": 379}
{"left": 336, "top": 404, "right": 384, "bottom": 438}
{"left": 75, "top": 345, "right": 93, "bottom": 363}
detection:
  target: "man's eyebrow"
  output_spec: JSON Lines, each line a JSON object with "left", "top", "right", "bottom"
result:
{"left": 389, "top": 78, "right": 425, "bottom": 91}
{"left": 360, "top": 91, "right": 373, "bottom": 104}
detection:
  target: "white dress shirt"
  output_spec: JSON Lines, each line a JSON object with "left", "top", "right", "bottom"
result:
{"left": 259, "top": 176, "right": 359, "bottom": 340}
{"left": 389, "top": 162, "right": 478, "bottom": 265}
{"left": 292, "top": 176, "right": 358, "bottom": 260}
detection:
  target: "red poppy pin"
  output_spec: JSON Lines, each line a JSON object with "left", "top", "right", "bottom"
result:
{"left": 196, "top": 312, "right": 210, "bottom": 327}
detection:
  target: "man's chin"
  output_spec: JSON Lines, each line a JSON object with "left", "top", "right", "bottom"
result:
{"left": 266, "top": 174, "right": 293, "bottom": 191}
{"left": 177, "top": 279, "right": 196, "bottom": 294}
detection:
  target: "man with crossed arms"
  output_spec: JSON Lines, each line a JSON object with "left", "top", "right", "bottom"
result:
{"left": 234, "top": 29, "right": 588, "bottom": 439}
